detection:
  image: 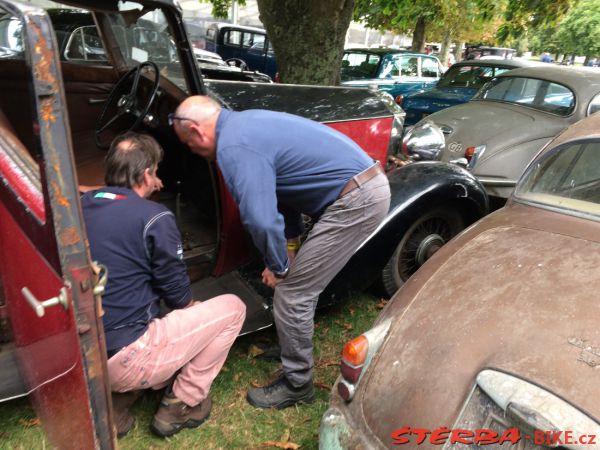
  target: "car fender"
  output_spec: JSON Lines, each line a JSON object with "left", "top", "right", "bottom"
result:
{"left": 319, "top": 161, "right": 488, "bottom": 304}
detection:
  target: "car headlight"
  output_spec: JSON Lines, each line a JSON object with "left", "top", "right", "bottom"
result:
{"left": 401, "top": 121, "right": 445, "bottom": 161}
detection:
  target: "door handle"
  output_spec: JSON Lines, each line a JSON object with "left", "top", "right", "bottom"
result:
{"left": 21, "top": 286, "right": 68, "bottom": 318}
{"left": 92, "top": 262, "right": 108, "bottom": 296}
{"left": 88, "top": 98, "right": 107, "bottom": 105}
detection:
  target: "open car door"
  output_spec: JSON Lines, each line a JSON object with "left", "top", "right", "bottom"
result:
{"left": 0, "top": 2, "right": 114, "bottom": 448}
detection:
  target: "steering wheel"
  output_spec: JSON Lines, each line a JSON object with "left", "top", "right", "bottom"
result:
{"left": 95, "top": 61, "right": 160, "bottom": 149}
{"left": 225, "top": 58, "right": 248, "bottom": 71}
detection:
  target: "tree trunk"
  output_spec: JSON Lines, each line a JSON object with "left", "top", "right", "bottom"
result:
{"left": 411, "top": 16, "right": 426, "bottom": 52}
{"left": 454, "top": 41, "right": 465, "bottom": 62}
{"left": 257, "top": 0, "right": 354, "bottom": 85}
{"left": 439, "top": 31, "right": 452, "bottom": 66}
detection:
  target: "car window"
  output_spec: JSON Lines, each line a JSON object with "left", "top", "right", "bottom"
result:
{"left": 341, "top": 52, "right": 381, "bottom": 79}
{"left": 379, "top": 54, "right": 402, "bottom": 78}
{"left": 64, "top": 25, "right": 107, "bottom": 63}
{"left": 241, "top": 31, "right": 252, "bottom": 48}
{"left": 476, "top": 76, "right": 575, "bottom": 116}
{"left": 0, "top": 11, "right": 24, "bottom": 59}
{"left": 400, "top": 56, "right": 419, "bottom": 77}
{"left": 251, "top": 33, "right": 265, "bottom": 51}
{"left": 588, "top": 93, "right": 600, "bottom": 116}
{"left": 225, "top": 30, "right": 241, "bottom": 46}
{"left": 439, "top": 65, "right": 496, "bottom": 88}
{"left": 206, "top": 27, "right": 216, "bottom": 41}
{"left": 421, "top": 57, "right": 439, "bottom": 78}
{"left": 105, "top": 3, "right": 187, "bottom": 92}
{"left": 516, "top": 141, "right": 600, "bottom": 218}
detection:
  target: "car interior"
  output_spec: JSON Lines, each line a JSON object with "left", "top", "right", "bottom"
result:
{"left": 0, "top": 5, "right": 221, "bottom": 284}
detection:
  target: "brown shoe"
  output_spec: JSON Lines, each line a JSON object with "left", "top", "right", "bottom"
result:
{"left": 151, "top": 393, "right": 212, "bottom": 437}
{"left": 112, "top": 390, "right": 143, "bottom": 438}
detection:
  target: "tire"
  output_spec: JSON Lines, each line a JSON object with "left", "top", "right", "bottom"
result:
{"left": 380, "top": 207, "right": 464, "bottom": 297}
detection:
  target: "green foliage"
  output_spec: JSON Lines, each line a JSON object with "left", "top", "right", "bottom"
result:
{"left": 497, "top": 0, "right": 573, "bottom": 42}
{"left": 200, "top": 0, "right": 245, "bottom": 19}
{"left": 555, "top": 0, "right": 600, "bottom": 57}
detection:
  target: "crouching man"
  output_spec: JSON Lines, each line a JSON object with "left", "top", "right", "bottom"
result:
{"left": 81, "top": 132, "right": 245, "bottom": 437}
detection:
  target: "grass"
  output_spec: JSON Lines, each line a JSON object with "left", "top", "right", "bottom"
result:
{"left": 0, "top": 292, "right": 386, "bottom": 450}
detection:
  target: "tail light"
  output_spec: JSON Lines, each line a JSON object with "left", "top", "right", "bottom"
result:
{"left": 337, "top": 318, "right": 392, "bottom": 401}
{"left": 463, "top": 145, "right": 486, "bottom": 168}
{"left": 274, "top": 72, "right": 281, "bottom": 83}
{"left": 395, "top": 95, "right": 404, "bottom": 105}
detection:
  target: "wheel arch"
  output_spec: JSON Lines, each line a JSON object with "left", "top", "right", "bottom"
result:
{"left": 318, "top": 162, "right": 488, "bottom": 305}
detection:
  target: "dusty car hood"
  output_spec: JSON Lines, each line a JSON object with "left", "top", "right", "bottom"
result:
{"left": 360, "top": 203, "right": 600, "bottom": 443}
{"left": 427, "top": 101, "right": 565, "bottom": 162}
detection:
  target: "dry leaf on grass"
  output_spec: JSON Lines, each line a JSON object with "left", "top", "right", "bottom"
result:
{"left": 234, "top": 372, "right": 242, "bottom": 382}
{"left": 248, "top": 344, "right": 266, "bottom": 358}
{"left": 314, "top": 382, "right": 332, "bottom": 391}
{"left": 19, "top": 418, "right": 40, "bottom": 428}
{"left": 334, "top": 320, "right": 353, "bottom": 330}
{"left": 375, "top": 300, "right": 388, "bottom": 309}
{"left": 260, "top": 441, "right": 300, "bottom": 449}
{"left": 250, "top": 380, "right": 263, "bottom": 388}
{"left": 315, "top": 358, "right": 339, "bottom": 368}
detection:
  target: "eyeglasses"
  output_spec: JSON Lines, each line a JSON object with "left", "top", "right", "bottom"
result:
{"left": 167, "top": 113, "right": 199, "bottom": 127}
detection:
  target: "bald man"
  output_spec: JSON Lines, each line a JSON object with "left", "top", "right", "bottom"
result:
{"left": 171, "top": 96, "right": 391, "bottom": 409}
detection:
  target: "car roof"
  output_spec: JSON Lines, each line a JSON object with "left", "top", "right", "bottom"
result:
{"left": 496, "top": 65, "right": 600, "bottom": 93}
{"left": 207, "top": 21, "right": 266, "bottom": 33}
{"left": 544, "top": 109, "right": 600, "bottom": 151}
{"left": 344, "top": 48, "right": 438, "bottom": 58}
{"left": 451, "top": 58, "right": 533, "bottom": 69}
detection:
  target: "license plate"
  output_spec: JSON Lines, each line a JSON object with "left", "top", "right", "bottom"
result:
{"left": 443, "top": 386, "right": 552, "bottom": 449}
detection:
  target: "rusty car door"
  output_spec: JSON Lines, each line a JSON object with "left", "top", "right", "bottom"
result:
{"left": 0, "top": 2, "right": 114, "bottom": 448}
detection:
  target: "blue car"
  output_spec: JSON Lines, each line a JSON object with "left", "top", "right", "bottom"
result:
{"left": 401, "top": 58, "right": 533, "bottom": 125}
{"left": 341, "top": 48, "right": 444, "bottom": 102}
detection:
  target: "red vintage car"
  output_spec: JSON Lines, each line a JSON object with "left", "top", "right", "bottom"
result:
{"left": 0, "top": 1, "right": 487, "bottom": 447}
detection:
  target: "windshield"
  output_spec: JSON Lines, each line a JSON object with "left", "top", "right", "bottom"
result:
{"left": 474, "top": 76, "right": 575, "bottom": 116}
{"left": 438, "top": 65, "right": 511, "bottom": 89}
{"left": 341, "top": 52, "right": 381, "bottom": 80}
{"left": 107, "top": 2, "right": 187, "bottom": 92}
{"left": 515, "top": 141, "right": 600, "bottom": 219}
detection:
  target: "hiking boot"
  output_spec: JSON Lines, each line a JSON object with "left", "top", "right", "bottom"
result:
{"left": 112, "top": 390, "right": 143, "bottom": 438}
{"left": 151, "top": 392, "right": 212, "bottom": 437}
{"left": 246, "top": 374, "right": 314, "bottom": 409}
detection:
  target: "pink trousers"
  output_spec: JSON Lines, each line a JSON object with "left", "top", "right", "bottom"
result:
{"left": 107, "top": 294, "right": 246, "bottom": 407}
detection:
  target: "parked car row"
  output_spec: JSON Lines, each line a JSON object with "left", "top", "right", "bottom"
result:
{"left": 0, "top": 1, "right": 487, "bottom": 447}
{"left": 320, "top": 106, "right": 600, "bottom": 450}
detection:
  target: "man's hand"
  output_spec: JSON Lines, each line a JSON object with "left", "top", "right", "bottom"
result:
{"left": 262, "top": 267, "right": 283, "bottom": 289}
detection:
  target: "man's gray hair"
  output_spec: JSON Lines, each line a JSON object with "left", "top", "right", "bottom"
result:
{"left": 104, "top": 131, "right": 163, "bottom": 188}
{"left": 175, "top": 95, "right": 222, "bottom": 134}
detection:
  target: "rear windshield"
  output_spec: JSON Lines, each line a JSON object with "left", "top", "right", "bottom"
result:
{"left": 438, "top": 65, "right": 512, "bottom": 89}
{"left": 474, "top": 76, "right": 575, "bottom": 116}
{"left": 515, "top": 141, "right": 600, "bottom": 219}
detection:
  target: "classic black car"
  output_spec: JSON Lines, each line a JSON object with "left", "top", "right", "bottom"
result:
{"left": 0, "top": 0, "right": 487, "bottom": 447}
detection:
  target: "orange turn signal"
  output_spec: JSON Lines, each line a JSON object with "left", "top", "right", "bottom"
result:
{"left": 395, "top": 95, "right": 404, "bottom": 105}
{"left": 464, "top": 146, "right": 476, "bottom": 161}
{"left": 341, "top": 335, "right": 369, "bottom": 366}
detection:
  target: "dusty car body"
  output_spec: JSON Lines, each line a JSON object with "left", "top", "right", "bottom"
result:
{"left": 403, "top": 65, "right": 600, "bottom": 206}
{"left": 0, "top": 0, "right": 487, "bottom": 447}
{"left": 401, "top": 58, "right": 533, "bottom": 125}
{"left": 321, "top": 111, "right": 600, "bottom": 449}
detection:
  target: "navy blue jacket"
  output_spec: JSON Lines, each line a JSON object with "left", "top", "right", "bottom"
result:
{"left": 215, "top": 109, "right": 373, "bottom": 274}
{"left": 82, "top": 187, "right": 192, "bottom": 354}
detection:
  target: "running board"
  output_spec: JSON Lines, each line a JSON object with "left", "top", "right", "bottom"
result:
{"left": 190, "top": 270, "right": 273, "bottom": 335}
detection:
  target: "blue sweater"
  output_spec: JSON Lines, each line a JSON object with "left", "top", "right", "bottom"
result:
{"left": 215, "top": 109, "right": 373, "bottom": 274}
{"left": 82, "top": 187, "right": 192, "bottom": 353}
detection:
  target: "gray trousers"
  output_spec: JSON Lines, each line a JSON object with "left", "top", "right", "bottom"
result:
{"left": 273, "top": 172, "right": 391, "bottom": 387}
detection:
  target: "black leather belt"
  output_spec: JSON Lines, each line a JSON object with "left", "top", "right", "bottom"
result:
{"left": 339, "top": 162, "right": 384, "bottom": 198}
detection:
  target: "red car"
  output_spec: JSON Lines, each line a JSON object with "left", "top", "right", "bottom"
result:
{"left": 0, "top": 1, "right": 487, "bottom": 447}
